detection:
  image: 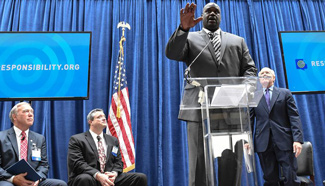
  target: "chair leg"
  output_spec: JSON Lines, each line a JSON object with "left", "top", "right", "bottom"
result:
{"left": 310, "top": 175, "right": 315, "bottom": 186}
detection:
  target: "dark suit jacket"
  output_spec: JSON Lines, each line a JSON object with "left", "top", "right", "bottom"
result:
{"left": 250, "top": 86, "right": 304, "bottom": 152}
{"left": 0, "top": 127, "right": 49, "bottom": 181}
{"left": 165, "top": 27, "right": 257, "bottom": 122}
{"left": 67, "top": 131, "right": 123, "bottom": 184}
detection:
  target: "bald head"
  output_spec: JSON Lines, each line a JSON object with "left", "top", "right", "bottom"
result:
{"left": 202, "top": 3, "right": 221, "bottom": 32}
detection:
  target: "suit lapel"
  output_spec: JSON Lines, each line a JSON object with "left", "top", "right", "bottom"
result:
{"left": 269, "top": 87, "right": 279, "bottom": 111}
{"left": 27, "top": 131, "right": 35, "bottom": 162}
{"left": 104, "top": 134, "right": 112, "bottom": 163}
{"left": 85, "top": 131, "right": 99, "bottom": 161}
{"left": 219, "top": 31, "right": 227, "bottom": 66}
{"left": 8, "top": 127, "right": 19, "bottom": 159}
{"left": 199, "top": 30, "right": 218, "bottom": 65}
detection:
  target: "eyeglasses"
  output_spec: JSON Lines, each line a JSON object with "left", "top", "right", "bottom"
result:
{"left": 259, "top": 76, "right": 272, "bottom": 79}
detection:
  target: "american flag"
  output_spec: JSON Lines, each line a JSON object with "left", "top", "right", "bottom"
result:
{"left": 106, "top": 50, "right": 135, "bottom": 172}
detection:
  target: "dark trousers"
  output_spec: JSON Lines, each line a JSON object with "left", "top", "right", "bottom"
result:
{"left": 68, "top": 172, "right": 147, "bottom": 186}
{"left": 187, "top": 121, "right": 206, "bottom": 186}
{"left": 258, "top": 138, "right": 300, "bottom": 186}
{"left": 187, "top": 120, "right": 244, "bottom": 186}
{"left": 0, "top": 178, "right": 67, "bottom": 186}
{"left": 217, "top": 140, "right": 244, "bottom": 186}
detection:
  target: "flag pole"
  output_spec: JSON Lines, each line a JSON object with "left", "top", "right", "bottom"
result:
{"left": 108, "top": 21, "right": 135, "bottom": 172}
{"left": 116, "top": 22, "right": 130, "bottom": 118}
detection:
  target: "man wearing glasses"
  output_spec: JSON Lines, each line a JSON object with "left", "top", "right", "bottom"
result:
{"left": 250, "top": 67, "right": 304, "bottom": 186}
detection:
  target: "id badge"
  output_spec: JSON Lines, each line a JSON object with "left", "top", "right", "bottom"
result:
{"left": 111, "top": 146, "right": 118, "bottom": 157}
{"left": 32, "top": 144, "right": 41, "bottom": 161}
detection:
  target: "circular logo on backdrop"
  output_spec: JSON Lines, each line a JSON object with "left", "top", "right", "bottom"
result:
{"left": 295, "top": 59, "right": 307, "bottom": 70}
{"left": 0, "top": 33, "right": 78, "bottom": 99}
{"left": 297, "top": 60, "right": 306, "bottom": 68}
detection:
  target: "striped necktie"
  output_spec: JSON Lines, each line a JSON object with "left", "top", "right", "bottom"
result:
{"left": 210, "top": 32, "right": 221, "bottom": 62}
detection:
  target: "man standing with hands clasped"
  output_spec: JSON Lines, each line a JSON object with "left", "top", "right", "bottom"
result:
{"left": 165, "top": 2, "right": 256, "bottom": 186}
{"left": 67, "top": 108, "right": 147, "bottom": 186}
{"left": 251, "top": 67, "right": 304, "bottom": 186}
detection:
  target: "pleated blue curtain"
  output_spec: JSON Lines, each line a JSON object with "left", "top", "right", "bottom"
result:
{"left": 0, "top": 0, "right": 325, "bottom": 186}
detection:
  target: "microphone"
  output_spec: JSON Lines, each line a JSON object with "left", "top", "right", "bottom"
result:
{"left": 183, "top": 33, "right": 214, "bottom": 104}
{"left": 184, "top": 33, "right": 213, "bottom": 84}
{"left": 21, "top": 136, "right": 25, "bottom": 141}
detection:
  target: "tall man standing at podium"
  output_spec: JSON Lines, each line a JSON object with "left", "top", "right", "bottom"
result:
{"left": 0, "top": 102, "right": 67, "bottom": 186}
{"left": 251, "top": 67, "right": 304, "bottom": 186}
{"left": 165, "top": 2, "right": 256, "bottom": 186}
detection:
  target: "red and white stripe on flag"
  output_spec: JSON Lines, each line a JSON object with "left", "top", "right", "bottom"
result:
{"left": 106, "top": 62, "right": 135, "bottom": 172}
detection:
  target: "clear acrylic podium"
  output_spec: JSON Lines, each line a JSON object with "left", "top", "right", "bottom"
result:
{"left": 180, "top": 77, "right": 263, "bottom": 186}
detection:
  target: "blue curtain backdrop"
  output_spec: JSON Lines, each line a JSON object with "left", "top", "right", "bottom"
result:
{"left": 0, "top": 0, "right": 325, "bottom": 186}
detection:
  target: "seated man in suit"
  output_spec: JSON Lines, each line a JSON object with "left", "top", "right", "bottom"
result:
{"left": 250, "top": 67, "right": 304, "bottom": 186}
{"left": 0, "top": 102, "right": 67, "bottom": 186}
{"left": 67, "top": 108, "right": 147, "bottom": 186}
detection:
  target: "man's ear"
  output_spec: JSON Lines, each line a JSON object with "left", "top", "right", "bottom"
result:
{"left": 12, "top": 114, "right": 17, "bottom": 121}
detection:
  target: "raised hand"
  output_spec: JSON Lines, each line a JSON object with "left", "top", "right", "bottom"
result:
{"left": 180, "top": 3, "right": 203, "bottom": 31}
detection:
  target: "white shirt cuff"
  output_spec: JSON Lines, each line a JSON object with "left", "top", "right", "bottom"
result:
{"left": 93, "top": 171, "right": 100, "bottom": 179}
{"left": 7, "top": 176, "right": 14, "bottom": 183}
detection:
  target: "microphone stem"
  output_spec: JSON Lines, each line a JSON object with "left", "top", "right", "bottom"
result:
{"left": 185, "top": 39, "right": 212, "bottom": 83}
{"left": 188, "top": 40, "right": 211, "bottom": 69}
